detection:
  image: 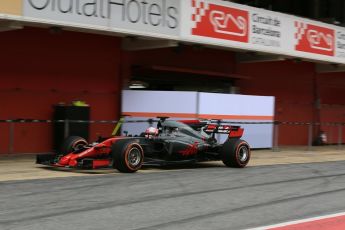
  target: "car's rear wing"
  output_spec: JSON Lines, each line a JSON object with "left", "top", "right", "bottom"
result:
{"left": 204, "top": 124, "right": 244, "bottom": 138}
{"left": 180, "top": 120, "right": 244, "bottom": 138}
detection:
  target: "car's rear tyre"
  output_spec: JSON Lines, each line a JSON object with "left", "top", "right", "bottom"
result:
{"left": 221, "top": 139, "right": 250, "bottom": 168}
{"left": 112, "top": 141, "right": 144, "bottom": 173}
{"left": 60, "top": 136, "right": 88, "bottom": 155}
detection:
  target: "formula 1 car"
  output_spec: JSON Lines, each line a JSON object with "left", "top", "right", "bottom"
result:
{"left": 36, "top": 118, "right": 251, "bottom": 173}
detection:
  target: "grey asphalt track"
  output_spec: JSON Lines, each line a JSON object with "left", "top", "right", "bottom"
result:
{"left": 1, "top": 161, "right": 345, "bottom": 230}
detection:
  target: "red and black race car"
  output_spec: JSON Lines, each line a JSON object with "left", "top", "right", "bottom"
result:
{"left": 36, "top": 118, "right": 251, "bottom": 173}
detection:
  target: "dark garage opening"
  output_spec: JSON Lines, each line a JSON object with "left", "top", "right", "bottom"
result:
{"left": 129, "top": 65, "right": 250, "bottom": 94}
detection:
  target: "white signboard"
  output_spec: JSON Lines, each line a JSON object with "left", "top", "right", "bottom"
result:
{"left": 24, "top": 0, "right": 180, "bottom": 36}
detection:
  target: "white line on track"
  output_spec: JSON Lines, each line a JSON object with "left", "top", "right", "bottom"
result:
{"left": 247, "top": 211, "right": 345, "bottom": 230}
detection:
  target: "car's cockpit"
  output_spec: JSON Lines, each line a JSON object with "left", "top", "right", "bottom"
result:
{"left": 158, "top": 120, "right": 209, "bottom": 140}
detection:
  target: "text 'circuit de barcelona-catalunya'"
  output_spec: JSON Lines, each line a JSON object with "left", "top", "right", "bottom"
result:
{"left": 37, "top": 117, "right": 251, "bottom": 173}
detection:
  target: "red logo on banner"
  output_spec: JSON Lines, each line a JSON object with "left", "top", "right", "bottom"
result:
{"left": 191, "top": 0, "right": 249, "bottom": 43}
{"left": 295, "top": 21, "right": 335, "bottom": 56}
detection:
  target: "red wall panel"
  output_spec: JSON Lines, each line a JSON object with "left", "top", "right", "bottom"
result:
{"left": 1, "top": 26, "right": 345, "bottom": 151}
{"left": 318, "top": 72, "right": 345, "bottom": 144}
{"left": 237, "top": 61, "right": 316, "bottom": 145}
{"left": 0, "top": 27, "right": 121, "bottom": 153}
{"left": 237, "top": 61, "right": 345, "bottom": 145}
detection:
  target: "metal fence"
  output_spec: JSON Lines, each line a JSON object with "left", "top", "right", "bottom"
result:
{"left": 0, "top": 119, "right": 344, "bottom": 154}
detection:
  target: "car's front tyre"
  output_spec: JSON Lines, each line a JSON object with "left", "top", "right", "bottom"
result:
{"left": 112, "top": 141, "right": 144, "bottom": 173}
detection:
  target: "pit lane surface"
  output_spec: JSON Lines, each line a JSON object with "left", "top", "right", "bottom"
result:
{"left": 1, "top": 161, "right": 345, "bottom": 230}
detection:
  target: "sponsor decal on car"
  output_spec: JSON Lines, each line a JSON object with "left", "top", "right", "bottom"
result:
{"left": 295, "top": 21, "right": 335, "bottom": 56}
{"left": 191, "top": 0, "right": 249, "bottom": 43}
{"left": 178, "top": 142, "right": 199, "bottom": 156}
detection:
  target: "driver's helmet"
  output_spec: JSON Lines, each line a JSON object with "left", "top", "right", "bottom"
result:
{"left": 145, "top": 127, "right": 159, "bottom": 139}
{"left": 169, "top": 127, "right": 179, "bottom": 136}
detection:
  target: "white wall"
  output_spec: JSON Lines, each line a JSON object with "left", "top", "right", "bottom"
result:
{"left": 122, "top": 90, "right": 275, "bottom": 148}
{"left": 198, "top": 93, "right": 275, "bottom": 148}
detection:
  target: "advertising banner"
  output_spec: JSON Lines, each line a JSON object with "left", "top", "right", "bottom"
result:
{"left": 250, "top": 8, "right": 292, "bottom": 52}
{"left": 181, "top": 0, "right": 345, "bottom": 64}
{"left": 23, "top": 0, "right": 180, "bottom": 37}
{"left": 181, "top": 0, "right": 292, "bottom": 53}
{"left": 295, "top": 21, "right": 335, "bottom": 57}
{"left": 0, "top": 0, "right": 342, "bottom": 64}
{"left": 191, "top": 1, "right": 249, "bottom": 43}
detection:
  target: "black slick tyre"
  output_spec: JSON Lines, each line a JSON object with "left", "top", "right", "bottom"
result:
{"left": 60, "top": 136, "right": 88, "bottom": 155}
{"left": 221, "top": 139, "right": 250, "bottom": 168}
{"left": 112, "top": 141, "right": 144, "bottom": 173}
